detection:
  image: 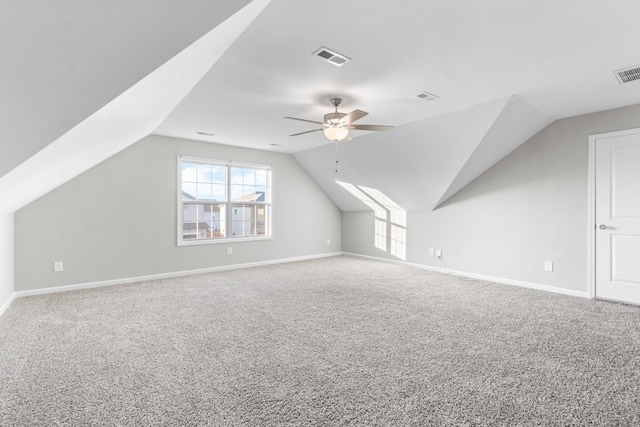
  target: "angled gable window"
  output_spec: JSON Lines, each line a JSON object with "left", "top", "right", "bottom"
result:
{"left": 336, "top": 180, "right": 407, "bottom": 260}
{"left": 178, "top": 157, "right": 271, "bottom": 245}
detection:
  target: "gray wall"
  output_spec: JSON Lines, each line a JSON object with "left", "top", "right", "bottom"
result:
{"left": 15, "top": 135, "right": 341, "bottom": 291}
{"left": 0, "top": 213, "right": 13, "bottom": 310}
{"left": 342, "top": 103, "right": 640, "bottom": 293}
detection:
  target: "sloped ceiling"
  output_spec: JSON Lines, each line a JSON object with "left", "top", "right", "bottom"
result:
{"left": 294, "top": 96, "right": 552, "bottom": 211}
{"left": 3, "top": 1, "right": 640, "bottom": 214}
{"left": 0, "top": 0, "right": 252, "bottom": 177}
{"left": 0, "top": 0, "right": 270, "bottom": 214}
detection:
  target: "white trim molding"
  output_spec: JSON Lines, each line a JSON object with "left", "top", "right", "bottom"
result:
{"left": 0, "top": 293, "right": 16, "bottom": 318}
{"left": 11, "top": 252, "right": 342, "bottom": 299}
{"left": 3, "top": 250, "right": 592, "bottom": 318}
{"left": 587, "top": 127, "right": 640, "bottom": 300}
{"left": 343, "top": 252, "right": 590, "bottom": 299}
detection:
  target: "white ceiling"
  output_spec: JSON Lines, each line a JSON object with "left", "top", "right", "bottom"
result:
{"left": 3, "top": 0, "right": 640, "bottom": 213}
{"left": 153, "top": 0, "right": 640, "bottom": 210}
{"left": 155, "top": 0, "right": 640, "bottom": 153}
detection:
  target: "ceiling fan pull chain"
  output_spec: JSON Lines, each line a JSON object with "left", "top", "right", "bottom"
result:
{"left": 335, "top": 141, "right": 339, "bottom": 173}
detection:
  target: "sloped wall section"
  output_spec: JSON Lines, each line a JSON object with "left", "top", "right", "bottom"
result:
{"left": 294, "top": 96, "right": 551, "bottom": 212}
{"left": 341, "top": 103, "right": 640, "bottom": 294}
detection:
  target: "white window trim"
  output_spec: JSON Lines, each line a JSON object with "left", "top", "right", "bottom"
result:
{"left": 177, "top": 155, "right": 273, "bottom": 246}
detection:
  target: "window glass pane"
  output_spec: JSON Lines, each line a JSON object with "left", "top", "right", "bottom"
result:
{"left": 234, "top": 186, "right": 261, "bottom": 201}
{"left": 375, "top": 218, "right": 387, "bottom": 251}
{"left": 231, "top": 204, "right": 267, "bottom": 237}
{"left": 211, "top": 184, "right": 226, "bottom": 202}
{"left": 390, "top": 224, "right": 407, "bottom": 260}
{"left": 182, "top": 182, "right": 197, "bottom": 200}
{"left": 197, "top": 165, "right": 213, "bottom": 183}
{"left": 230, "top": 167, "right": 244, "bottom": 184}
{"left": 182, "top": 203, "right": 226, "bottom": 240}
{"left": 182, "top": 202, "right": 207, "bottom": 240}
{"left": 207, "top": 203, "right": 226, "bottom": 238}
{"left": 182, "top": 162, "right": 197, "bottom": 182}
{"left": 197, "top": 183, "right": 213, "bottom": 200}
{"left": 255, "top": 169, "right": 268, "bottom": 186}
{"left": 256, "top": 205, "right": 268, "bottom": 235}
{"left": 230, "top": 184, "right": 244, "bottom": 201}
{"left": 211, "top": 166, "right": 226, "bottom": 184}
{"left": 249, "top": 187, "right": 263, "bottom": 201}
{"left": 243, "top": 168, "right": 256, "bottom": 185}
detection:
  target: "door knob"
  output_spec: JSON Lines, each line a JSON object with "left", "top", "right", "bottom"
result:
{"left": 599, "top": 224, "right": 607, "bottom": 230}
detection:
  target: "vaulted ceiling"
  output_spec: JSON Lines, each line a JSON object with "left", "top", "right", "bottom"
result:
{"left": 3, "top": 0, "right": 640, "bottom": 213}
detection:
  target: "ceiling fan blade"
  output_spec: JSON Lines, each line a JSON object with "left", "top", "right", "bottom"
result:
{"left": 348, "top": 124, "right": 394, "bottom": 131}
{"left": 289, "top": 128, "right": 324, "bottom": 137}
{"left": 284, "top": 116, "right": 324, "bottom": 125}
{"left": 340, "top": 109, "right": 368, "bottom": 124}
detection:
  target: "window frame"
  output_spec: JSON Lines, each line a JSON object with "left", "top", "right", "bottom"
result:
{"left": 177, "top": 156, "right": 273, "bottom": 246}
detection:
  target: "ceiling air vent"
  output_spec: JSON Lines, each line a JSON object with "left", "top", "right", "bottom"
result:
{"left": 313, "top": 46, "right": 350, "bottom": 67}
{"left": 613, "top": 65, "right": 640, "bottom": 84}
{"left": 417, "top": 91, "right": 440, "bottom": 101}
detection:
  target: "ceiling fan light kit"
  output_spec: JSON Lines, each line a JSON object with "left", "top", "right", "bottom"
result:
{"left": 285, "top": 97, "right": 393, "bottom": 142}
{"left": 324, "top": 126, "right": 349, "bottom": 142}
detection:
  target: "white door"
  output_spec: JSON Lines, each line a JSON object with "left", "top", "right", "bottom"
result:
{"left": 595, "top": 132, "right": 640, "bottom": 304}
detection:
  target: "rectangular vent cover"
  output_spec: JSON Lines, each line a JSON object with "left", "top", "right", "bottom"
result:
{"left": 417, "top": 91, "right": 440, "bottom": 101}
{"left": 313, "top": 46, "right": 350, "bottom": 67}
{"left": 613, "top": 65, "right": 640, "bottom": 84}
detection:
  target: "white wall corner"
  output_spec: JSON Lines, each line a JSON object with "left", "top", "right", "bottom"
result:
{"left": 0, "top": 212, "right": 15, "bottom": 317}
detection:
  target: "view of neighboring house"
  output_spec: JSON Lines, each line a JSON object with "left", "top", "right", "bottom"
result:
{"left": 181, "top": 190, "right": 266, "bottom": 240}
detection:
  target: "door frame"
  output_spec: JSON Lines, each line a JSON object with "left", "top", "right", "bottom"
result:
{"left": 587, "top": 127, "right": 640, "bottom": 299}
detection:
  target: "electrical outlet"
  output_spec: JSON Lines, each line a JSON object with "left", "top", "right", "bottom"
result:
{"left": 436, "top": 249, "right": 442, "bottom": 258}
{"left": 327, "top": 238, "right": 331, "bottom": 245}
{"left": 227, "top": 247, "right": 233, "bottom": 255}
{"left": 544, "top": 261, "right": 553, "bottom": 272}
{"left": 429, "top": 248, "right": 434, "bottom": 256}
{"left": 53, "top": 261, "right": 64, "bottom": 272}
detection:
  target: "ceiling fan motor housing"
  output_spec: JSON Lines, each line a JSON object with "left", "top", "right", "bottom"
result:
{"left": 324, "top": 112, "right": 346, "bottom": 125}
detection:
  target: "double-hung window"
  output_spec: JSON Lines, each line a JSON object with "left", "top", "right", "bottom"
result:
{"left": 178, "top": 157, "right": 271, "bottom": 245}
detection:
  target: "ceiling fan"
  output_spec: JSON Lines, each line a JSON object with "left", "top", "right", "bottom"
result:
{"left": 285, "top": 97, "right": 394, "bottom": 142}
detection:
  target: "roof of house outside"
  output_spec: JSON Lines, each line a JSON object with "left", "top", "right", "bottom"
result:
{"left": 183, "top": 222, "right": 211, "bottom": 230}
{"left": 233, "top": 191, "right": 265, "bottom": 202}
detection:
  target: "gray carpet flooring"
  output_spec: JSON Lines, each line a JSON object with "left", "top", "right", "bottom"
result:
{"left": 1, "top": 255, "right": 640, "bottom": 426}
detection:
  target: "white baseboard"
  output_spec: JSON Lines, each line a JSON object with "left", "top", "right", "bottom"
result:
{"left": 343, "top": 252, "right": 590, "bottom": 299}
{"left": 2, "top": 250, "right": 590, "bottom": 318}
{"left": 0, "top": 292, "right": 16, "bottom": 318}
{"left": 11, "top": 252, "right": 342, "bottom": 300}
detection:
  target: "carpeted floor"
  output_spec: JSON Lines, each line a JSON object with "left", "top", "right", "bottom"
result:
{"left": 1, "top": 255, "right": 639, "bottom": 426}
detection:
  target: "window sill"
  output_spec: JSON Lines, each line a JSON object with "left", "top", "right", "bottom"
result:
{"left": 177, "top": 236, "right": 273, "bottom": 247}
